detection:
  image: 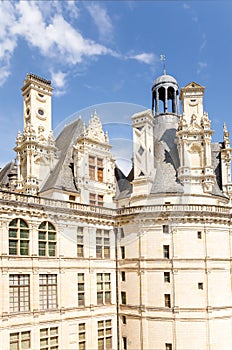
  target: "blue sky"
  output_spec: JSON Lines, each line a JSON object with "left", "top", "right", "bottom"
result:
{"left": 0, "top": 0, "right": 232, "bottom": 173}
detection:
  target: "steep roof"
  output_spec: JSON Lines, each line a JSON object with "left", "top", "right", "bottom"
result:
{"left": 40, "top": 118, "right": 83, "bottom": 194}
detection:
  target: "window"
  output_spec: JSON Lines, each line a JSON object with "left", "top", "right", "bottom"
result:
{"left": 164, "top": 294, "right": 171, "bottom": 308}
{"left": 121, "top": 271, "right": 126, "bottom": 282}
{"left": 163, "top": 245, "right": 170, "bottom": 259}
{"left": 38, "top": 222, "right": 56, "bottom": 257}
{"left": 122, "top": 337, "right": 127, "bottom": 350}
{"left": 69, "top": 195, "right": 76, "bottom": 201}
{"left": 98, "top": 320, "right": 112, "bottom": 350}
{"left": 120, "top": 228, "right": 125, "bottom": 238}
{"left": 96, "top": 229, "right": 110, "bottom": 258}
{"left": 9, "top": 218, "right": 29, "bottom": 256}
{"left": 78, "top": 323, "right": 86, "bottom": 350}
{"left": 90, "top": 193, "right": 104, "bottom": 207}
{"left": 163, "top": 225, "right": 169, "bottom": 234}
{"left": 89, "top": 155, "right": 104, "bottom": 182}
{"left": 40, "top": 327, "right": 58, "bottom": 350}
{"left": 122, "top": 315, "right": 126, "bottom": 324}
{"left": 9, "top": 274, "right": 30, "bottom": 312}
{"left": 78, "top": 273, "right": 85, "bottom": 306}
{"left": 10, "top": 331, "right": 31, "bottom": 350}
{"left": 165, "top": 344, "right": 172, "bottom": 350}
{"left": 121, "top": 291, "right": 127, "bottom": 305}
{"left": 197, "top": 231, "right": 202, "bottom": 239}
{"left": 121, "top": 246, "right": 125, "bottom": 259}
{"left": 164, "top": 272, "right": 170, "bottom": 283}
{"left": 77, "top": 227, "right": 84, "bottom": 258}
{"left": 39, "top": 274, "right": 57, "bottom": 310}
{"left": 198, "top": 282, "right": 203, "bottom": 290}
{"left": 97, "top": 273, "right": 111, "bottom": 305}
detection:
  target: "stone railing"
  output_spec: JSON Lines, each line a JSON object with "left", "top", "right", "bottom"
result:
{"left": 0, "top": 190, "right": 115, "bottom": 217}
{"left": 117, "top": 204, "right": 231, "bottom": 216}
{"left": 0, "top": 189, "right": 231, "bottom": 217}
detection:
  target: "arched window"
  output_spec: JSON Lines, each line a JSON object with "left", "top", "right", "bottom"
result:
{"left": 9, "top": 218, "right": 29, "bottom": 256}
{"left": 38, "top": 222, "right": 56, "bottom": 257}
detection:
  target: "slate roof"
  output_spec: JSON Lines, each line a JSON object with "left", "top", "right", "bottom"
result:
{"left": 40, "top": 118, "right": 83, "bottom": 194}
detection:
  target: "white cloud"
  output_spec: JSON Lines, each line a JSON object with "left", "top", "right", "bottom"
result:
{"left": 197, "top": 61, "right": 207, "bottom": 74}
{"left": 183, "top": 3, "right": 190, "bottom": 9}
{"left": 0, "top": 1, "right": 18, "bottom": 85}
{"left": 0, "top": 0, "right": 115, "bottom": 87}
{"left": 50, "top": 70, "right": 68, "bottom": 96}
{"left": 129, "top": 53, "right": 157, "bottom": 65}
{"left": 86, "top": 3, "right": 113, "bottom": 41}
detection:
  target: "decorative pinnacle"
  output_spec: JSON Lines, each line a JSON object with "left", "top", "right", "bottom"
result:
{"left": 160, "top": 54, "right": 166, "bottom": 75}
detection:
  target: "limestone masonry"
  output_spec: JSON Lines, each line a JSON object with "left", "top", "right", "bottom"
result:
{"left": 0, "top": 72, "right": 232, "bottom": 349}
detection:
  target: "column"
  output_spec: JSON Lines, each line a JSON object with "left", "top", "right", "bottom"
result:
{"left": 155, "top": 90, "right": 159, "bottom": 115}
{"left": 164, "top": 88, "right": 168, "bottom": 113}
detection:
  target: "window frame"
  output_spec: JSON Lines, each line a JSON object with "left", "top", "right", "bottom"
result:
{"left": 9, "top": 218, "right": 29, "bottom": 256}
{"left": 40, "top": 326, "right": 58, "bottom": 350}
{"left": 78, "top": 273, "right": 85, "bottom": 307}
{"left": 97, "top": 273, "right": 111, "bottom": 305}
{"left": 9, "top": 274, "right": 30, "bottom": 313}
{"left": 10, "top": 331, "right": 31, "bottom": 350}
{"left": 96, "top": 229, "right": 110, "bottom": 259}
{"left": 39, "top": 274, "right": 57, "bottom": 310}
{"left": 77, "top": 227, "right": 84, "bottom": 258}
{"left": 38, "top": 221, "right": 56, "bottom": 257}
{"left": 97, "top": 319, "right": 112, "bottom": 350}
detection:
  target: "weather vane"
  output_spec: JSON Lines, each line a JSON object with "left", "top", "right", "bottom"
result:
{"left": 160, "top": 54, "right": 166, "bottom": 75}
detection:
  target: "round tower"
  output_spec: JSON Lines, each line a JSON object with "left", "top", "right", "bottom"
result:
{"left": 152, "top": 74, "right": 179, "bottom": 115}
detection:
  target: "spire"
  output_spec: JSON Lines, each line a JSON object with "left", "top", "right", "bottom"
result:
{"left": 160, "top": 54, "right": 166, "bottom": 75}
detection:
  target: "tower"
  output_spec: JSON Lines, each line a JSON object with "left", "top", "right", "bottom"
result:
{"left": 72, "top": 111, "right": 116, "bottom": 207}
{"left": 177, "top": 82, "right": 215, "bottom": 194}
{"left": 14, "top": 74, "right": 56, "bottom": 194}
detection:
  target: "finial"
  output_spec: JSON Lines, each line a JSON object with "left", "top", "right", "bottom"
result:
{"left": 160, "top": 54, "right": 166, "bottom": 75}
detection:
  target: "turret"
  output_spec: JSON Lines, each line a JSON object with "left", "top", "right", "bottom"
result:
{"left": 14, "top": 74, "right": 56, "bottom": 195}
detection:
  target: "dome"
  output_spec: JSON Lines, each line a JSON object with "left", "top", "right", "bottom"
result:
{"left": 153, "top": 74, "right": 178, "bottom": 87}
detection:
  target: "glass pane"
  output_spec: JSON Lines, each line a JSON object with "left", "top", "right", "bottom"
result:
{"left": 21, "top": 339, "right": 30, "bottom": 349}
{"left": 50, "top": 336, "right": 58, "bottom": 345}
{"left": 20, "top": 230, "right": 29, "bottom": 238}
{"left": 50, "top": 327, "right": 58, "bottom": 335}
{"left": 10, "top": 343, "right": 18, "bottom": 350}
{"left": 105, "top": 282, "right": 111, "bottom": 290}
{"left": 20, "top": 219, "right": 28, "bottom": 228}
{"left": 106, "top": 337, "right": 112, "bottom": 349}
{"left": 78, "top": 284, "right": 84, "bottom": 292}
{"left": 20, "top": 241, "right": 29, "bottom": 255}
{"left": 97, "top": 274, "right": 102, "bottom": 282}
{"left": 79, "top": 323, "right": 85, "bottom": 331}
{"left": 106, "top": 320, "right": 112, "bottom": 327}
{"left": 9, "top": 219, "right": 17, "bottom": 227}
{"left": 40, "top": 328, "right": 48, "bottom": 337}
{"left": 9, "top": 241, "right": 17, "bottom": 255}
{"left": 48, "top": 222, "right": 55, "bottom": 231}
{"left": 49, "top": 243, "right": 56, "bottom": 256}
{"left": 97, "top": 292, "right": 103, "bottom": 304}
{"left": 9, "top": 229, "right": 17, "bottom": 238}
{"left": 79, "top": 341, "right": 86, "bottom": 350}
{"left": 105, "top": 292, "right": 111, "bottom": 303}
{"left": 48, "top": 232, "right": 56, "bottom": 241}
{"left": 39, "top": 232, "right": 46, "bottom": 240}
{"left": 98, "top": 338, "right": 104, "bottom": 350}
{"left": 105, "top": 274, "right": 110, "bottom": 282}
{"left": 79, "top": 333, "right": 85, "bottom": 340}
{"left": 78, "top": 274, "right": 84, "bottom": 282}
{"left": 39, "top": 222, "right": 46, "bottom": 229}
{"left": 98, "top": 321, "right": 104, "bottom": 328}
{"left": 40, "top": 338, "right": 48, "bottom": 347}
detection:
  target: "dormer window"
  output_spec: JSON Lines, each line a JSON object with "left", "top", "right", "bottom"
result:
{"left": 89, "top": 155, "right": 103, "bottom": 182}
